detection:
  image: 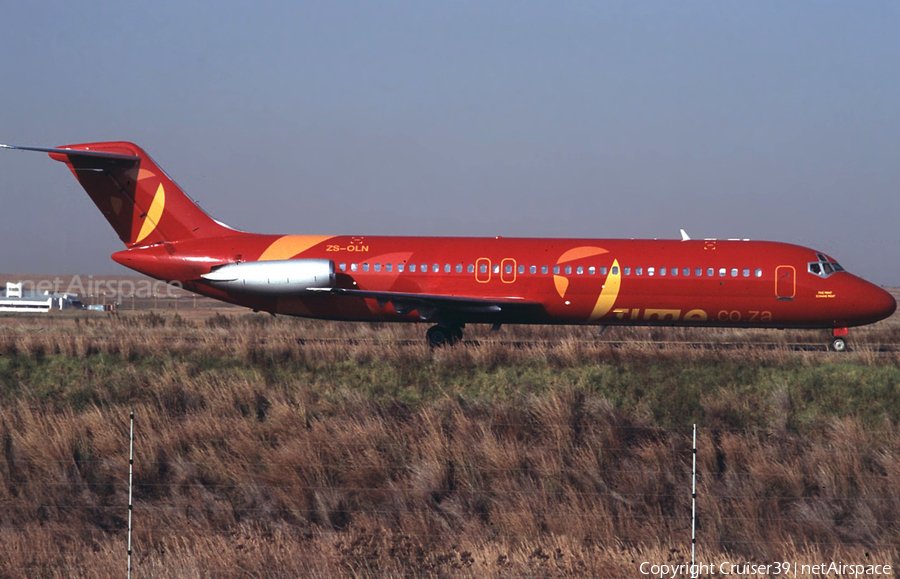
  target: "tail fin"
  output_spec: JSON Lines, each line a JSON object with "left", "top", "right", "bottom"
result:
{"left": 7, "top": 141, "right": 231, "bottom": 247}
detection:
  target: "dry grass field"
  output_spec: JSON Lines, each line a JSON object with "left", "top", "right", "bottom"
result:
{"left": 0, "top": 291, "right": 898, "bottom": 577}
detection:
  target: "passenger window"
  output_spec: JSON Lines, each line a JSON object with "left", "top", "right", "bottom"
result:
{"left": 612, "top": 266, "right": 619, "bottom": 275}
{"left": 398, "top": 264, "right": 405, "bottom": 272}
{"left": 339, "top": 263, "right": 346, "bottom": 272}
{"left": 409, "top": 264, "right": 416, "bottom": 273}
{"left": 553, "top": 266, "right": 560, "bottom": 274}
{"left": 670, "top": 267, "right": 676, "bottom": 277}
{"left": 742, "top": 268, "right": 749, "bottom": 277}
{"left": 648, "top": 267, "right": 655, "bottom": 276}
{"left": 588, "top": 266, "right": 595, "bottom": 275}
{"left": 755, "top": 268, "right": 762, "bottom": 277}
{"left": 456, "top": 264, "right": 463, "bottom": 273}
{"left": 530, "top": 266, "right": 537, "bottom": 274}
{"left": 600, "top": 266, "right": 608, "bottom": 275}
{"left": 386, "top": 264, "right": 392, "bottom": 272}
{"left": 707, "top": 268, "right": 714, "bottom": 276}
{"left": 719, "top": 268, "right": 726, "bottom": 277}
{"left": 444, "top": 264, "right": 451, "bottom": 273}
{"left": 564, "top": 266, "right": 571, "bottom": 274}
{"left": 624, "top": 267, "right": 631, "bottom": 275}
{"left": 433, "top": 264, "right": 439, "bottom": 273}
{"left": 351, "top": 263, "right": 358, "bottom": 272}
{"left": 493, "top": 265, "right": 500, "bottom": 274}
{"left": 730, "top": 268, "right": 737, "bottom": 277}
{"left": 518, "top": 265, "right": 524, "bottom": 274}
{"left": 576, "top": 266, "right": 583, "bottom": 275}
{"left": 479, "top": 264, "right": 487, "bottom": 274}
{"left": 363, "top": 263, "right": 370, "bottom": 272}
{"left": 660, "top": 267, "right": 666, "bottom": 276}
{"left": 505, "top": 264, "right": 513, "bottom": 274}
{"left": 467, "top": 264, "right": 474, "bottom": 273}
{"left": 684, "top": 268, "right": 690, "bottom": 276}
{"left": 542, "top": 266, "right": 549, "bottom": 274}
{"left": 374, "top": 264, "right": 381, "bottom": 272}
{"left": 696, "top": 268, "right": 703, "bottom": 276}
{"left": 636, "top": 267, "right": 643, "bottom": 276}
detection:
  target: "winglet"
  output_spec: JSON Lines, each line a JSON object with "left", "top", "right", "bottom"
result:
{"left": 680, "top": 229, "right": 691, "bottom": 241}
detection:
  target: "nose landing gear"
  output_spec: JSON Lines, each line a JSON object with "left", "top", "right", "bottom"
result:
{"left": 830, "top": 327, "right": 849, "bottom": 352}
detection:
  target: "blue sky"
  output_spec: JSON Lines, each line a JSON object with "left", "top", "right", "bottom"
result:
{"left": 1, "top": 1, "right": 898, "bottom": 284}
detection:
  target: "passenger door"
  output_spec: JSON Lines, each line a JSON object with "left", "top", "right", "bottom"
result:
{"left": 775, "top": 266, "right": 795, "bottom": 301}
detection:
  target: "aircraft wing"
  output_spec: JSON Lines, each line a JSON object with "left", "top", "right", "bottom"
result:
{"left": 307, "top": 287, "right": 542, "bottom": 318}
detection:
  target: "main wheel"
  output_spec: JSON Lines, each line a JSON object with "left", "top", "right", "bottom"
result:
{"left": 831, "top": 337, "right": 847, "bottom": 352}
{"left": 426, "top": 325, "right": 452, "bottom": 348}
{"left": 426, "top": 325, "right": 461, "bottom": 347}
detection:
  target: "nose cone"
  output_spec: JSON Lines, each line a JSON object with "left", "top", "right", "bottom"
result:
{"left": 853, "top": 282, "right": 896, "bottom": 326}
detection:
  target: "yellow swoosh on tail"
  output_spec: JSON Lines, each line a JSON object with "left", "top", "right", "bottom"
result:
{"left": 134, "top": 183, "right": 165, "bottom": 244}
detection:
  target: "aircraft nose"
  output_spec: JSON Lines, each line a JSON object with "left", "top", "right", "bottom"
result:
{"left": 855, "top": 282, "right": 896, "bottom": 325}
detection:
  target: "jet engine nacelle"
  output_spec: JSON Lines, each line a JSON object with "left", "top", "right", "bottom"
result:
{"left": 201, "top": 259, "right": 334, "bottom": 295}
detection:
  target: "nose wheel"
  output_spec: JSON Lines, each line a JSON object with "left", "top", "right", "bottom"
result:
{"left": 830, "top": 327, "right": 849, "bottom": 352}
{"left": 426, "top": 324, "right": 462, "bottom": 347}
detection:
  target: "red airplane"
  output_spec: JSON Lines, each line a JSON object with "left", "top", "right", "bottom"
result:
{"left": 2, "top": 142, "right": 895, "bottom": 350}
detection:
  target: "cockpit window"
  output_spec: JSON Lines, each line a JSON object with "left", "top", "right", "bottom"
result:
{"left": 808, "top": 254, "right": 844, "bottom": 279}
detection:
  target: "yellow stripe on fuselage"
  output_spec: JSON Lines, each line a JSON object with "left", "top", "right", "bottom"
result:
{"left": 259, "top": 235, "right": 335, "bottom": 261}
{"left": 589, "top": 258, "right": 620, "bottom": 321}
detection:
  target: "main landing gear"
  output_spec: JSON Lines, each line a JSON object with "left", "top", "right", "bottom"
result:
{"left": 426, "top": 324, "right": 463, "bottom": 348}
{"left": 830, "top": 327, "right": 849, "bottom": 352}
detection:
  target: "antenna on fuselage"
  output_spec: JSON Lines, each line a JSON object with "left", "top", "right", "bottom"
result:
{"left": 680, "top": 229, "right": 691, "bottom": 241}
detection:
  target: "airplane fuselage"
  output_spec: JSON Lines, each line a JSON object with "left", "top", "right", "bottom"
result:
{"left": 112, "top": 233, "right": 895, "bottom": 331}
